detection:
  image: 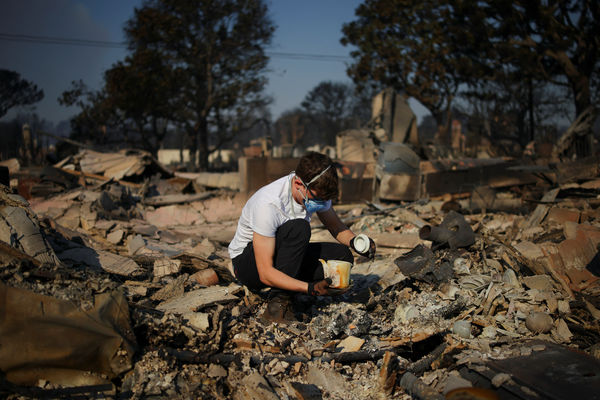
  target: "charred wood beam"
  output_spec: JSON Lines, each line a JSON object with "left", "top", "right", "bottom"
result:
{"left": 399, "top": 372, "right": 445, "bottom": 400}
{"left": 162, "top": 348, "right": 240, "bottom": 366}
{"left": 406, "top": 342, "right": 448, "bottom": 375}
{"left": 56, "top": 167, "right": 142, "bottom": 189}
{"left": 164, "top": 332, "right": 451, "bottom": 378}
{"left": 0, "top": 240, "right": 41, "bottom": 267}
{"left": 164, "top": 346, "right": 392, "bottom": 368}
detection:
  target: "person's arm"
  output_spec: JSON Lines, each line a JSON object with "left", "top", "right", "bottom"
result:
{"left": 317, "top": 207, "right": 354, "bottom": 245}
{"left": 318, "top": 207, "right": 377, "bottom": 259}
{"left": 252, "top": 231, "right": 310, "bottom": 293}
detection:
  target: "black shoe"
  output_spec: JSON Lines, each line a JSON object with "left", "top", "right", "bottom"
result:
{"left": 261, "top": 293, "right": 297, "bottom": 323}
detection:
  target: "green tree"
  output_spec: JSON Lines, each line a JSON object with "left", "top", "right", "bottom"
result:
{"left": 341, "top": 0, "right": 466, "bottom": 143}
{"left": 460, "top": 71, "right": 569, "bottom": 147}
{"left": 301, "top": 81, "right": 355, "bottom": 145}
{"left": 274, "top": 108, "right": 315, "bottom": 147}
{"left": 452, "top": 0, "right": 600, "bottom": 155}
{"left": 59, "top": 80, "right": 111, "bottom": 145}
{"left": 342, "top": 0, "right": 600, "bottom": 154}
{"left": 299, "top": 81, "right": 376, "bottom": 146}
{"left": 60, "top": 49, "right": 184, "bottom": 156}
{"left": 0, "top": 69, "right": 44, "bottom": 118}
{"left": 125, "top": 0, "right": 275, "bottom": 170}
{"left": 101, "top": 48, "right": 179, "bottom": 156}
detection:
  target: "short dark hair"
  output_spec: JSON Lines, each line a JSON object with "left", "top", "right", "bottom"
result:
{"left": 296, "top": 152, "right": 338, "bottom": 200}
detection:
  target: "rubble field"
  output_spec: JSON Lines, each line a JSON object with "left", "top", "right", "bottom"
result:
{"left": 1, "top": 152, "right": 599, "bottom": 399}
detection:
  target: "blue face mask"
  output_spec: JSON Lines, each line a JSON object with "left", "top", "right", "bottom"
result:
{"left": 303, "top": 197, "right": 331, "bottom": 214}
{"left": 298, "top": 165, "right": 332, "bottom": 214}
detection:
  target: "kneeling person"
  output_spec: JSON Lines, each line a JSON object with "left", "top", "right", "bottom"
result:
{"left": 228, "top": 152, "right": 376, "bottom": 313}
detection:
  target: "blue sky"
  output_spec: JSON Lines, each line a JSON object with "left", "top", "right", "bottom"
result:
{"left": 0, "top": 0, "right": 428, "bottom": 126}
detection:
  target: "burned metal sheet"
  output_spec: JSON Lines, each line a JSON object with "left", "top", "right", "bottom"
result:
{"left": 0, "top": 284, "right": 136, "bottom": 386}
{"left": 488, "top": 341, "right": 600, "bottom": 400}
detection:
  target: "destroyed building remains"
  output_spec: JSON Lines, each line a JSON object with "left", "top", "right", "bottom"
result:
{"left": 1, "top": 112, "right": 600, "bottom": 400}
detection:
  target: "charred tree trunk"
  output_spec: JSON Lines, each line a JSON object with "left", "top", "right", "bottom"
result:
{"left": 528, "top": 76, "right": 535, "bottom": 143}
{"left": 198, "top": 117, "right": 209, "bottom": 172}
{"left": 187, "top": 127, "right": 198, "bottom": 172}
{"left": 571, "top": 74, "right": 593, "bottom": 158}
{"left": 432, "top": 111, "right": 449, "bottom": 147}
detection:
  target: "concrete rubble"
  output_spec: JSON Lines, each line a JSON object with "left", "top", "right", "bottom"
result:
{"left": 1, "top": 153, "right": 599, "bottom": 399}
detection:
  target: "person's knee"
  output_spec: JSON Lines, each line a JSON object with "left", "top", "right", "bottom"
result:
{"left": 277, "top": 219, "right": 310, "bottom": 241}
{"left": 322, "top": 243, "right": 353, "bottom": 263}
{"left": 340, "top": 246, "right": 353, "bottom": 263}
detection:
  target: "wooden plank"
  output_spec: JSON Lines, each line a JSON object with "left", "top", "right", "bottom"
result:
{"left": 379, "top": 351, "right": 398, "bottom": 396}
{"left": 524, "top": 188, "right": 560, "bottom": 229}
{"left": 156, "top": 283, "right": 240, "bottom": 314}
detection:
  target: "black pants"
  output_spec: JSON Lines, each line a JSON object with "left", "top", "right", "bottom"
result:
{"left": 232, "top": 219, "right": 353, "bottom": 290}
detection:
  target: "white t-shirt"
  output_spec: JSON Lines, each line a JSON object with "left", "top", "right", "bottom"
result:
{"left": 228, "top": 172, "right": 331, "bottom": 259}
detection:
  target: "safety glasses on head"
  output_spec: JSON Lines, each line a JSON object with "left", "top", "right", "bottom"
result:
{"left": 297, "top": 165, "right": 332, "bottom": 213}
{"left": 298, "top": 165, "right": 331, "bottom": 201}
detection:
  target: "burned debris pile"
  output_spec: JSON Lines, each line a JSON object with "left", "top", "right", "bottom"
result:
{"left": 1, "top": 150, "right": 599, "bottom": 399}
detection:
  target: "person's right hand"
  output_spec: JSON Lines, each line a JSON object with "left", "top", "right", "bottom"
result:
{"left": 308, "top": 278, "right": 332, "bottom": 296}
{"left": 350, "top": 235, "right": 376, "bottom": 259}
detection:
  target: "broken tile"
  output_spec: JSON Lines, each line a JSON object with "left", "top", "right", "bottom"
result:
{"left": 57, "top": 247, "right": 141, "bottom": 276}
{"left": 56, "top": 206, "right": 81, "bottom": 230}
{"left": 107, "top": 229, "right": 124, "bottom": 244}
{"left": 153, "top": 258, "right": 182, "bottom": 278}
{"left": 151, "top": 274, "right": 188, "bottom": 302}
{"left": 183, "top": 312, "right": 210, "bottom": 332}
{"left": 79, "top": 202, "right": 97, "bottom": 231}
{"left": 235, "top": 371, "right": 278, "bottom": 400}
{"left": 127, "top": 234, "right": 146, "bottom": 255}
{"left": 522, "top": 275, "right": 554, "bottom": 291}
{"left": 546, "top": 207, "right": 580, "bottom": 224}
{"left": 337, "top": 336, "right": 365, "bottom": 352}
{"left": 188, "top": 238, "right": 216, "bottom": 258}
{"left": 514, "top": 241, "right": 544, "bottom": 261}
{"left": 306, "top": 364, "right": 348, "bottom": 394}
{"left": 207, "top": 364, "right": 227, "bottom": 378}
{"left": 553, "top": 319, "right": 573, "bottom": 343}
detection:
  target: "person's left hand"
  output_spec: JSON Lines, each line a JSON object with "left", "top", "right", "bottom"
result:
{"left": 326, "top": 285, "right": 352, "bottom": 296}
{"left": 350, "top": 235, "right": 376, "bottom": 259}
{"left": 308, "top": 278, "right": 332, "bottom": 295}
